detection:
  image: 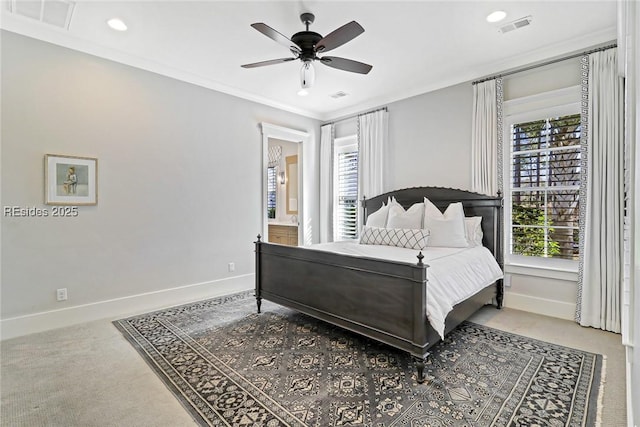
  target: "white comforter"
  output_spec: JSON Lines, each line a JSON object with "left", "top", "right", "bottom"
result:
{"left": 308, "top": 242, "right": 504, "bottom": 339}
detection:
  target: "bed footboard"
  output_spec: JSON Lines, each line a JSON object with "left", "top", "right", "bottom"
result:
{"left": 255, "top": 236, "right": 432, "bottom": 376}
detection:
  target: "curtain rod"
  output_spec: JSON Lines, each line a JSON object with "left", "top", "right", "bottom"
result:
{"left": 323, "top": 106, "right": 388, "bottom": 126}
{"left": 472, "top": 43, "right": 617, "bottom": 85}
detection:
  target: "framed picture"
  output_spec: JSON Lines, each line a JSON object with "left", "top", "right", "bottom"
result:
{"left": 45, "top": 154, "right": 98, "bottom": 205}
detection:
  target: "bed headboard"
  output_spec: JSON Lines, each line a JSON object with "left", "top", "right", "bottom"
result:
{"left": 362, "top": 186, "right": 503, "bottom": 267}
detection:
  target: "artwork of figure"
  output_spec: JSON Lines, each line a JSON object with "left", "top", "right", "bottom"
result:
{"left": 47, "top": 155, "right": 97, "bottom": 205}
{"left": 63, "top": 167, "right": 77, "bottom": 194}
{"left": 55, "top": 163, "right": 88, "bottom": 197}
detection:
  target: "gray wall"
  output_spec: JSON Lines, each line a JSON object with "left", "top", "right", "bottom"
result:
{"left": 386, "top": 83, "right": 473, "bottom": 192}
{"left": 333, "top": 82, "right": 474, "bottom": 194}
{"left": 1, "top": 31, "right": 320, "bottom": 320}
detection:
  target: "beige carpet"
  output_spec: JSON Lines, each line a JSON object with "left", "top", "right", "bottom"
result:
{"left": 1, "top": 304, "right": 627, "bottom": 426}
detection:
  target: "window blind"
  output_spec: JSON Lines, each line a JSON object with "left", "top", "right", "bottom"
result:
{"left": 336, "top": 150, "right": 359, "bottom": 240}
{"left": 510, "top": 113, "right": 581, "bottom": 260}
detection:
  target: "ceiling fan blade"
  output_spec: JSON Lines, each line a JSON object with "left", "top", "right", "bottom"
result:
{"left": 251, "top": 23, "right": 301, "bottom": 54}
{"left": 241, "top": 58, "right": 297, "bottom": 68}
{"left": 315, "top": 21, "right": 364, "bottom": 53}
{"left": 320, "top": 56, "right": 372, "bottom": 74}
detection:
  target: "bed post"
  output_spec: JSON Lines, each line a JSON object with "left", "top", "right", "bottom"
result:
{"left": 496, "top": 280, "right": 504, "bottom": 309}
{"left": 413, "top": 251, "right": 428, "bottom": 384}
{"left": 414, "top": 357, "right": 427, "bottom": 384}
{"left": 254, "top": 234, "right": 262, "bottom": 314}
{"left": 361, "top": 195, "right": 367, "bottom": 226}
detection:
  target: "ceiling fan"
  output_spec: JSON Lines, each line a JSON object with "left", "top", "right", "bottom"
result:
{"left": 241, "top": 13, "right": 372, "bottom": 92}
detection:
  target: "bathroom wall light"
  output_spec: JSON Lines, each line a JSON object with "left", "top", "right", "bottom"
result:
{"left": 278, "top": 171, "right": 286, "bottom": 185}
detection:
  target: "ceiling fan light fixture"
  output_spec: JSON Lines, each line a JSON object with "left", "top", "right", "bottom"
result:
{"left": 300, "top": 61, "right": 315, "bottom": 89}
{"left": 242, "top": 13, "right": 372, "bottom": 86}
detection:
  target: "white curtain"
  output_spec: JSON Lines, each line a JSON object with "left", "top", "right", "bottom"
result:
{"left": 577, "top": 49, "right": 624, "bottom": 332}
{"left": 471, "top": 80, "right": 498, "bottom": 196}
{"left": 358, "top": 109, "right": 388, "bottom": 202}
{"left": 319, "top": 124, "right": 333, "bottom": 243}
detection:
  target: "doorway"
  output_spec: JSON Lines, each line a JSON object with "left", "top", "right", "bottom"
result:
{"left": 261, "top": 123, "right": 309, "bottom": 245}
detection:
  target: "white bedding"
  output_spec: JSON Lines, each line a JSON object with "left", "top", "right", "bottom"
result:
{"left": 307, "top": 241, "right": 504, "bottom": 339}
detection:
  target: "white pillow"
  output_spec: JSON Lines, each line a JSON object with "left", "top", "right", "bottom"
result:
{"left": 464, "top": 217, "right": 483, "bottom": 247}
{"left": 365, "top": 197, "right": 396, "bottom": 227}
{"left": 423, "top": 198, "right": 469, "bottom": 247}
{"left": 360, "top": 226, "right": 430, "bottom": 250}
{"left": 387, "top": 202, "right": 424, "bottom": 229}
{"left": 366, "top": 203, "right": 389, "bottom": 228}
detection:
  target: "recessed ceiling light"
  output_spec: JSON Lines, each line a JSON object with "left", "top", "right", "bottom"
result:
{"left": 486, "top": 11, "right": 507, "bottom": 23}
{"left": 107, "top": 18, "right": 127, "bottom": 31}
{"left": 297, "top": 89, "right": 309, "bottom": 96}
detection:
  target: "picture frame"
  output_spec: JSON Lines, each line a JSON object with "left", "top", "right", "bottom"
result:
{"left": 44, "top": 154, "right": 98, "bottom": 205}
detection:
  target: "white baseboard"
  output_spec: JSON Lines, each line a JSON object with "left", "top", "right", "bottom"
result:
{"left": 625, "top": 347, "right": 636, "bottom": 427}
{"left": 0, "top": 274, "right": 254, "bottom": 340}
{"left": 504, "top": 291, "right": 576, "bottom": 320}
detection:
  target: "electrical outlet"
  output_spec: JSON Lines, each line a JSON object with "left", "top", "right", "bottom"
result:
{"left": 56, "top": 288, "right": 68, "bottom": 301}
{"left": 228, "top": 262, "right": 235, "bottom": 272}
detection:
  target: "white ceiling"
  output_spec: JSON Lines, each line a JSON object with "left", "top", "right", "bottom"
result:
{"left": 1, "top": 1, "right": 617, "bottom": 120}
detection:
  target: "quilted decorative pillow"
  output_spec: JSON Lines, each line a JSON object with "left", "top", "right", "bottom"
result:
{"left": 360, "top": 226, "right": 430, "bottom": 250}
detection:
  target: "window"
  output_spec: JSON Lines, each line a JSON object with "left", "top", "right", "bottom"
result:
{"left": 507, "top": 109, "right": 581, "bottom": 263}
{"left": 334, "top": 136, "right": 359, "bottom": 241}
{"left": 267, "top": 166, "right": 276, "bottom": 219}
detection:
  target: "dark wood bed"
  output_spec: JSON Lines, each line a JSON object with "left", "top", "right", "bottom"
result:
{"left": 254, "top": 186, "right": 503, "bottom": 383}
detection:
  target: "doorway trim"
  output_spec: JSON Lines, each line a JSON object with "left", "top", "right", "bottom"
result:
{"left": 261, "top": 123, "right": 310, "bottom": 245}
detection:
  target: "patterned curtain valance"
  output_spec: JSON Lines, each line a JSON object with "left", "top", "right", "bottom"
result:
{"left": 268, "top": 145, "right": 282, "bottom": 168}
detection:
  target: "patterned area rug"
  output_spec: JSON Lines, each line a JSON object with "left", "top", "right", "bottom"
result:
{"left": 114, "top": 291, "right": 603, "bottom": 426}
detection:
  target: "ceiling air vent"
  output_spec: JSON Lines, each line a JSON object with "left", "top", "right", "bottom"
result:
{"left": 330, "top": 91, "right": 349, "bottom": 99}
{"left": 7, "top": 0, "right": 76, "bottom": 30}
{"left": 498, "top": 16, "right": 532, "bottom": 34}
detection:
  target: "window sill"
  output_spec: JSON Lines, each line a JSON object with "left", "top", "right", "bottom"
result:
{"left": 504, "top": 262, "right": 578, "bottom": 282}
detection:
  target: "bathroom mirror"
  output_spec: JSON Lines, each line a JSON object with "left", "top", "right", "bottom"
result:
{"left": 286, "top": 155, "right": 298, "bottom": 215}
